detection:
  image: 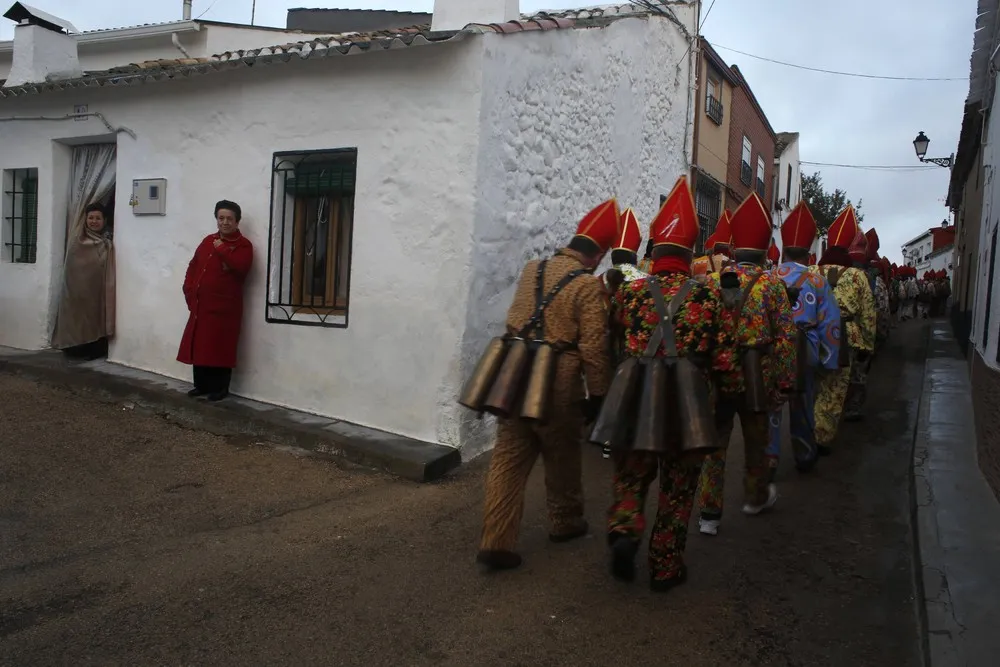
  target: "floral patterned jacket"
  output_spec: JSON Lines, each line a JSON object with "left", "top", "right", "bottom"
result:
{"left": 708, "top": 263, "right": 797, "bottom": 402}
{"left": 614, "top": 271, "right": 729, "bottom": 376}
{"left": 811, "top": 265, "right": 877, "bottom": 354}
{"left": 865, "top": 269, "right": 891, "bottom": 345}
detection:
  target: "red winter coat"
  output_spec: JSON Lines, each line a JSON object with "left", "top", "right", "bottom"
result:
{"left": 177, "top": 231, "right": 253, "bottom": 368}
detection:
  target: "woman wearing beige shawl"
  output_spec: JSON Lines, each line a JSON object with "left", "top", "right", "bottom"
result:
{"left": 51, "top": 202, "right": 116, "bottom": 359}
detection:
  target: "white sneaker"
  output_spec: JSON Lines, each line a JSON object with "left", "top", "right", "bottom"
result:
{"left": 699, "top": 518, "right": 720, "bottom": 536}
{"left": 742, "top": 483, "right": 779, "bottom": 516}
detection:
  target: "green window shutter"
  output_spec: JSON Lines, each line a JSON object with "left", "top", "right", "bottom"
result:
{"left": 285, "top": 164, "right": 356, "bottom": 196}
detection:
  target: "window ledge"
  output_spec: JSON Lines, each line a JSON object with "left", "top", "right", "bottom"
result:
{"left": 266, "top": 304, "right": 347, "bottom": 328}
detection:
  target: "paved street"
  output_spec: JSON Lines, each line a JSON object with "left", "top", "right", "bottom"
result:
{"left": 1, "top": 321, "right": 927, "bottom": 667}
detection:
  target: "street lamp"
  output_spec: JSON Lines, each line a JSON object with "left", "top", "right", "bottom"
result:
{"left": 912, "top": 131, "right": 954, "bottom": 169}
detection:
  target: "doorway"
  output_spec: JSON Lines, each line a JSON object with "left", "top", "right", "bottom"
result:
{"left": 52, "top": 143, "right": 118, "bottom": 360}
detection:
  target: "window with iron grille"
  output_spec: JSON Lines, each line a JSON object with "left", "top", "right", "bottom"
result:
{"left": 267, "top": 149, "right": 356, "bottom": 328}
{"left": 705, "top": 78, "right": 723, "bottom": 125}
{"left": 3, "top": 168, "right": 38, "bottom": 264}
{"left": 695, "top": 177, "right": 721, "bottom": 255}
{"left": 755, "top": 156, "right": 766, "bottom": 199}
{"left": 740, "top": 136, "right": 752, "bottom": 186}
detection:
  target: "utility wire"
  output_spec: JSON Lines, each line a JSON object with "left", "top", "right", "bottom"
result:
{"left": 701, "top": 0, "right": 719, "bottom": 29}
{"left": 712, "top": 43, "right": 965, "bottom": 82}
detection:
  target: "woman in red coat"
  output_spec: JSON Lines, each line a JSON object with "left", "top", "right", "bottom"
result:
{"left": 177, "top": 200, "right": 254, "bottom": 401}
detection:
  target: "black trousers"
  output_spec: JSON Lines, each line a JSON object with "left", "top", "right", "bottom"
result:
{"left": 193, "top": 366, "right": 232, "bottom": 394}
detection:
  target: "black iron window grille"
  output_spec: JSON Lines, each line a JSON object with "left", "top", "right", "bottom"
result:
{"left": 740, "top": 161, "right": 753, "bottom": 187}
{"left": 266, "top": 149, "right": 356, "bottom": 328}
{"left": 706, "top": 95, "right": 724, "bottom": 125}
{"left": 3, "top": 168, "right": 38, "bottom": 263}
{"left": 695, "top": 177, "right": 721, "bottom": 255}
{"left": 756, "top": 176, "right": 766, "bottom": 200}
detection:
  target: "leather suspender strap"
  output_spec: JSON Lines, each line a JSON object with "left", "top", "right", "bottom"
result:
{"left": 642, "top": 278, "right": 696, "bottom": 358}
{"left": 516, "top": 260, "right": 588, "bottom": 339}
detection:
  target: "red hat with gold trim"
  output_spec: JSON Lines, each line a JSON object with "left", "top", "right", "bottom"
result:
{"left": 865, "top": 228, "right": 880, "bottom": 262}
{"left": 780, "top": 200, "right": 818, "bottom": 250}
{"left": 650, "top": 176, "right": 699, "bottom": 251}
{"left": 614, "top": 208, "right": 643, "bottom": 254}
{"left": 848, "top": 228, "right": 868, "bottom": 262}
{"left": 574, "top": 199, "right": 622, "bottom": 253}
{"left": 711, "top": 210, "right": 733, "bottom": 249}
{"left": 827, "top": 204, "right": 860, "bottom": 249}
{"left": 729, "top": 192, "right": 772, "bottom": 252}
{"left": 767, "top": 239, "right": 780, "bottom": 263}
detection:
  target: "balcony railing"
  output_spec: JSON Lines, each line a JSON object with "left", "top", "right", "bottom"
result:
{"left": 755, "top": 178, "right": 766, "bottom": 199}
{"left": 706, "top": 95, "right": 724, "bottom": 125}
{"left": 740, "top": 161, "right": 752, "bottom": 186}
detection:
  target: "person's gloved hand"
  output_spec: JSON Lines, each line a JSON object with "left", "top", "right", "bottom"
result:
{"left": 581, "top": 395, "right": 604, "bottom": 425}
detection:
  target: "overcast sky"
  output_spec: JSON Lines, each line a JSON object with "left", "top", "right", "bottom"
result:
{"left": 1, "top": 0, "right": 976, "bottom": 263}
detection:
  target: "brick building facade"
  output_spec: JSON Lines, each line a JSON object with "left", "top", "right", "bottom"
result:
{"left": 726, "top": 65, "right": 777, "bottom": 214}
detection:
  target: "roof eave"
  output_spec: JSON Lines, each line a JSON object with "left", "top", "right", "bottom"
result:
{"left": 0, "top": 20, "right": 202, "bottom": 54}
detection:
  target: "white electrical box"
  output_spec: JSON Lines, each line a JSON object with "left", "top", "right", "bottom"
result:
{"left": 131, "top": 178, "right": 167, "bottom": 216}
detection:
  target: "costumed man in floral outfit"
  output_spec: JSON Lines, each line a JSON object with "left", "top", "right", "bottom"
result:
{"left": 691, "top": 209, "right": 733, "bottom": 280}
{"left": 766, "top": 201, "right": 841, "bottom": 474}
{"left": 863, "top": 228, "right": 891, "bottom": 351}
{"left": 477, "top": 200, "right": 617, "bottom": 572}
{"left": 841, "top": 229, "right": 880, "bottom": 421}
{"left": 606, "top": 176, "right": 731, "bottom": 591}
{"left": 696, "top": 192, "right": 797, "bottom": 537}
{"left": 600, "top": 208, "right": 647, "bottom": 459}
{"left": 811, "top": 206, "right": 877, "bottom": 455}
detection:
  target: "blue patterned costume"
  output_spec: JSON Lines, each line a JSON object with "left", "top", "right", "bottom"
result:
{"left": 767, "top": 262, "right": 841, "bottom": 471}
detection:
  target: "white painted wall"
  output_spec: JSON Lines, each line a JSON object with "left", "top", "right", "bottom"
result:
{"left": 0, "top": 42, "right": 485, "bottom": 450}
{"left": 771, "top": 136, "right": 801, "bottom": 254}
{"left": 970, "top": 80, "right": 1000, "bottom": 368}
{"left": 455, "top": 11, "right": 696, "bottom": 457}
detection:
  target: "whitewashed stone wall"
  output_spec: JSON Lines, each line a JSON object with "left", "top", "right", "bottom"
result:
{"left": 452, "top": 13, "right": 696, "bottom": 458}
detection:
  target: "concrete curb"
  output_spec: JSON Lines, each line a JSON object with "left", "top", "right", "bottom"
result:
{"left": 0, "top": 352, "right": 462, "bottom": 483}
{"left": 911, "top": 323, "right": 1000, "bottom": 666}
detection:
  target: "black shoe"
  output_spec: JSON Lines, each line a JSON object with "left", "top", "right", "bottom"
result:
{"left": 842, "top": 412, "right": 863, "bottom": 423}
{"left": 550, "top": 520, "right": 588, "bottom": 543}
{"left": 207, "top": 391, "right": 229, "bottom": 402}
{"left": 609, "top": 536, "right": 638, "bottom": 582}
{"left": 476, "top": 550, "right": 522, "bottom": 571}
{"left": 650, "top": 566, "right": 688, "bottom": 593}
{"left": 187, "top": 388, "right": 209, "bottom": 398}
{"left": 818, "top": 445, "right": 833, "bottom": 457}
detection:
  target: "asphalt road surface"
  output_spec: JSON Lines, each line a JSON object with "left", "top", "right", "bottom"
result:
{"left": 0, "top": 321, "right": 926, "bottom": 666}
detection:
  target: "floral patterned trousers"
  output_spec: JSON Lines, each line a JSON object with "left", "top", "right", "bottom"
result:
{"left": 607, "top": 451, "right": 703, "bottom": 581}
{"left": 842, "top": 353, "right": 871, "bottom": 419}
{"left": 767, "top": 370, "right": 818, "bottom": 471}
{"left": 814, "top": 366, "right": 851, "bottom": 447}
{"left": 697, "top": 393, "right": 770, "bottom": 520}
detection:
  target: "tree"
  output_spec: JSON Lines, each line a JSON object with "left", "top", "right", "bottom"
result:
{"left": 801, "top": 172, "right": 865, "bottom": 234}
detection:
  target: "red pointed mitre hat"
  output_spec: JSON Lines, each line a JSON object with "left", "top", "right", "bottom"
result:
{"left": 729, "top": 192, "right": 772, "bottom": 252}
{"left": 848, "top": 228, "right": 868, "bottom": 261}
{"left": 780, "top": 200, "right": 817, "bottom": 250}
{"left": 574, "top": 199, "right": 622, "bottom": 253}
{"left": 865, "top": 228, "right": 880, "bottom": 261}
{"left": 614, "top": 208, "right": 643, "bottom": 253}
{"left": 767, "top": 239, "right": 780, "bottom": 263}
{"left": 650, "top": 176, "right": 699, "bottom": 251}
{"left": 827, "top": 204, "right": 859, "bottom": 248}
{"left": 713, "top": 210, "right": 732, "bottom": 247}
